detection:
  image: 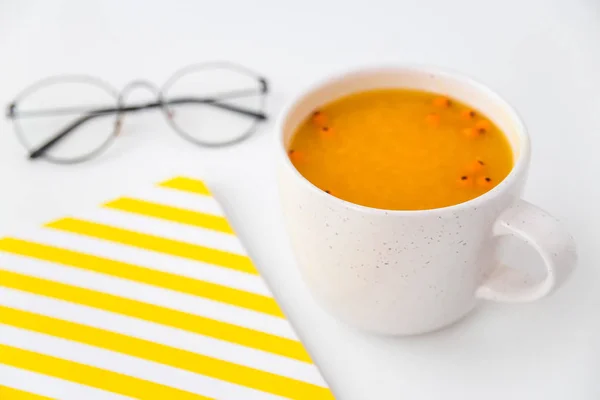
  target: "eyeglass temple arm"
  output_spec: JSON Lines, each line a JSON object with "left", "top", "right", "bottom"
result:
{"left": 29, "top": 113, "right": 100, "bottom": 159}
{"left": 166, "top": 98, "right": 267, "bottom": 119}
{"left": 14, "top": 86, "right": 268, "bottom": 160}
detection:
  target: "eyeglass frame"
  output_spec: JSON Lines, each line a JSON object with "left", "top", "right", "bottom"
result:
{"left": 5, "top": 61, "right": 269, "bottom": 164}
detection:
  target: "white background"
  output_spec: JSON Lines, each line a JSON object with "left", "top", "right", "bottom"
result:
{"left": 1, "top": 1, "right": 599, "bottom": 399}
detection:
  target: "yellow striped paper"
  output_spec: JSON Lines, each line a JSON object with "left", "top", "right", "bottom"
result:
{"left": 0, "top": 385, "right": 53, "bottom": 400}
{"left": 0, "top": 176, "right": 333, "bottom": 400}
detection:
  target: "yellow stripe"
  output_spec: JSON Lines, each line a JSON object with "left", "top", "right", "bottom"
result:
{"left": 0, "top": 238, "right": 282, "bottom": 318}
{"left": 0, "top": 269, "right": 310, "bottom": 363}
{"left": 0, "top": 386, "right": 53, "bottom": 400}
{"left": 45, "top": 218, "right": 257, "bottom": 275}
{"left": 159, "top": 177, "right": 212, "bottom": 196}
{"left": 0, "top": 307, "right": 333, "bottom": 399}
{"left": 0, "top": 345, "right": 210, "bottom": 400}
{"left": 104, "top": 197, "right": 234, "bottom": 234}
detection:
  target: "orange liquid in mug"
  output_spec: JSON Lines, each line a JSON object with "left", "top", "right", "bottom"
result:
{"left": 288, "top": 89, "right": 514, "bottom": 210}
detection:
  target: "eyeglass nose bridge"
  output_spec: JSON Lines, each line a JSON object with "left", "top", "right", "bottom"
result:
{"left": 117, "top": 79, "right": 166, "bottom": 107}
{"left": 114, "top": 80, "right": 168, "bottom": 134}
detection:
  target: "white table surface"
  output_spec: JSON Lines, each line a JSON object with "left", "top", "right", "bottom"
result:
{"left": 1, "top": 1, "right": 599, "bottom": 399}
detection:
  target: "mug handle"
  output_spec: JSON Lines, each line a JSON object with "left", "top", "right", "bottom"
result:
{"left": 476, "top": 199, "right": 577, "bottom": 303}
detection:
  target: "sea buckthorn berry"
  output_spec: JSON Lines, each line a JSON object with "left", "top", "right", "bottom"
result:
{"left": 460, "top": 109, "right": 476, "bottom": 120}
{"left": 312, "top": 110, "right": 328, "bottom": 127}
{"left": 466, "top": 158, "right": 486, "bottom": 174}
{"left": 462, "top": 127, "right": 480, "bottom": 138}
{"left": 319, "top": 126, "right": 334, "bottom": 137}
{"left": 432, "top": 96, "right": 451, "bottom": 108}
{"left": 475, "top": 119, "right": 491, "bottom": 134}
{"left": 288, "top": 149, "right": 305, "bottom": 163}
{"left": 476, "top": 176, "right": 493, "bottom": 188}
{"left": 425, "top": 113, "right": 440, "bottom": 127}
{"left": 457, "top": 175, "right": 473, "bottom": 188}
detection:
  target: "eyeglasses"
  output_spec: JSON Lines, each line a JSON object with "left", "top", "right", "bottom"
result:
{"left": 5, "top": 62, "right": 269, "bottom": 164}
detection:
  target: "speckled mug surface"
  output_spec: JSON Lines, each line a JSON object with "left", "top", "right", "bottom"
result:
{"left": 276, "top": 66, "right": 577, "bottom": 335}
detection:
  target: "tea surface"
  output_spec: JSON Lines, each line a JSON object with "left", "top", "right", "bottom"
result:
{"left": 288, "top": 89, "right": 513, "bottom": 210}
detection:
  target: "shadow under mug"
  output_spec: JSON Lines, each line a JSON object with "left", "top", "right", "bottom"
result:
{"left": 275, "top": 66, "right": 577, "bottom": 335}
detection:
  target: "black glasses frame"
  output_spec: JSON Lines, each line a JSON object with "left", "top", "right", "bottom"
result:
{"left": 6, "top": 62, "right": 269, "bottom": 164}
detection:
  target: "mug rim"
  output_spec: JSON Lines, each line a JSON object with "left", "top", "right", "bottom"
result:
{"left": 275, "top": 64, "right": 530, "bottom": 216}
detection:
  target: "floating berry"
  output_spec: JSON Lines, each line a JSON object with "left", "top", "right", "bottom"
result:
{"left": 460, "top": 109, "right": 476, "bottom": 120}
{"left": 457, "top": 175, "right": 473, "bottom": 188}
{"left": 432, "top": 96, "right": 451, "bottom": 108}
{"left": 319, "top": 126, "right": 334, "bottom": 137}
{"left": 462, "top": 127, "right": 480, "bottom": 138}
{"left": 312, "top": 110, "right": 328, "bottom": 127}
{"left": 475, "top": 119, "right": 491, "bottom": 134}
{"left": 476, "top": 176, "right": 493, "bottom": 188}
{"left": 288, "top": 149, "right": 305, "bottom": 163}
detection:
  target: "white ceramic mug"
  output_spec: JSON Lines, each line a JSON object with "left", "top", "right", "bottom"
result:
{"left": 276, "top": 66, "right": 577, "bottom": 335}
